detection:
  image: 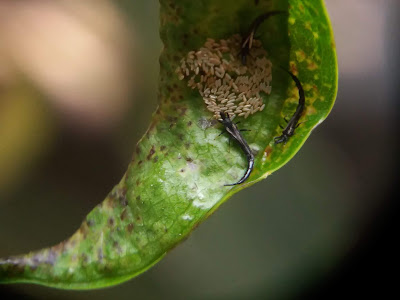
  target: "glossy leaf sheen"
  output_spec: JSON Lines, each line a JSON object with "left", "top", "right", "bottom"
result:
{"left": 0, "top": 0, "right": 337, "bottom": 289}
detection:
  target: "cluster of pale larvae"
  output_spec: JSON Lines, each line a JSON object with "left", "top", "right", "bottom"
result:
{"left": 175, "top": 34, "right": 272, "bottom": 121}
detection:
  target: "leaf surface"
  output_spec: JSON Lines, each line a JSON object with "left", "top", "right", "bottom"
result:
{"left": 0, "top": 0, "right": 337, "bottom": 289}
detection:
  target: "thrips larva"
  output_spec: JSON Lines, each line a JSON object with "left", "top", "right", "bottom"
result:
{"left": 219, "top": 112, "right": 254, "bottom": 186}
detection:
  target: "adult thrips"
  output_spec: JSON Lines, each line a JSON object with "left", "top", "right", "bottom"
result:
{"left": 240, "top": 10, "right": 287, "bottom": 65}
{"left": 274, "top": 68, "right": 305, "bottom": 144}
{"left": 219, "top": 112, "right": 254, "bottom": 186}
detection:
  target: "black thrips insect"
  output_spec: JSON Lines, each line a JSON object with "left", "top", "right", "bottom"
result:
{"left": 274, "top": 68, "right": 305, "bottom": 144}
{"left": 219, "top": 112, "right": 254, "bottom": 186}
{"left": 240, "top": 10, "right": 287, "bottom": 65}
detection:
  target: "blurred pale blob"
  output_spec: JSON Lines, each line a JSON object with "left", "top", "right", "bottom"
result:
{"left": 0, "top": 84, "right": 54, "bottom": 198}
{"left": 0, "top": 0, "right": 136, "bottom": 196}
{"left": 0, "top": 0, "right": 136, "bottom": 131}
{"left": 325, "top": 0, "right": 385, "bottom": 76}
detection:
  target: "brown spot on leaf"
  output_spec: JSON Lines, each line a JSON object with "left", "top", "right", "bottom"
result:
{"left": 127, "top": 223, "right": 134, "bottom": 233}
{"left": 167, "top": 116, "right": 178, "bottom": 123}
{"left": 104, "top": 197, "right": 116, "bottom": 209}
{"left": 179, "top": 107, "right": 187, "bottom": 116}
{"left": 147, "top": 146, "right": 156, "bottom": 160}
{"left": 160, "top": 145, "right": 166, "bottom": 151}
{"left": 187, "top": 121, "right": 192, "bottom": 126}
{"left": 108, "top": 217, "right": 115, "bottom": 227}
{"left": 264, "top": 145, "right": 273, "bottom": 157}
{"left": 136, "top": 179, "right": 141, "bottom": 186}
{"left": 120, "top": 209, "right": 128, "bottom": 221}
{"left": 148, "top": 121, "right": 157, "bottom": 133}
{"left": 120, "top": 196, "right": 128, "bottom": 207}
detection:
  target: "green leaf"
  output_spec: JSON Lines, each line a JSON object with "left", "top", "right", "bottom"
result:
{"left": 0, "top": 0, "right": 337, "bottom": 289}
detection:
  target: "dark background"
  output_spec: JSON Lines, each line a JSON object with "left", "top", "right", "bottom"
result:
{"left": 1, "top": 0, "right": 398, "bottom": 299}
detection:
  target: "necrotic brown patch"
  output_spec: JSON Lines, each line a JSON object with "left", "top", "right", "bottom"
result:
{"left": 120, "top": 209, "right": 128, "bottom": 221}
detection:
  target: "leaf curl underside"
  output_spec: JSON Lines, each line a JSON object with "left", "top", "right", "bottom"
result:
{"left": 0, "top": 0, "right": 337, "bottom": 289}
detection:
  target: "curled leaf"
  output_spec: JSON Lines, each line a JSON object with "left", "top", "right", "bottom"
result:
{"left": 0, "top": 0, "right": 337, "bottom": 289}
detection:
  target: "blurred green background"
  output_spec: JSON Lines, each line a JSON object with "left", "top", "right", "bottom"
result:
{"left": 0, "top": 0, "right": 398, "bottom": 299}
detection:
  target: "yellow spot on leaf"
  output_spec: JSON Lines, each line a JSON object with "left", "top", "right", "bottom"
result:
{"left": 303, "top": 84, "right": 313, "bottom": 91}
{"left": 295, "top": 50, "right": 306, "bottom": 62}
{"left": 306, "top": 105, "right": 317, "bottom": 115}
{"left": 289, "top": 17, "right": 296, "bottom": 25}
{"left": 304, "top": 22, "right": 312, "bottom": 31}
{"left": 307, "top": 59, "right": 318, "bottom": 71}
{"left": 289, "top": 61, "right": 298, "bottom": 75}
